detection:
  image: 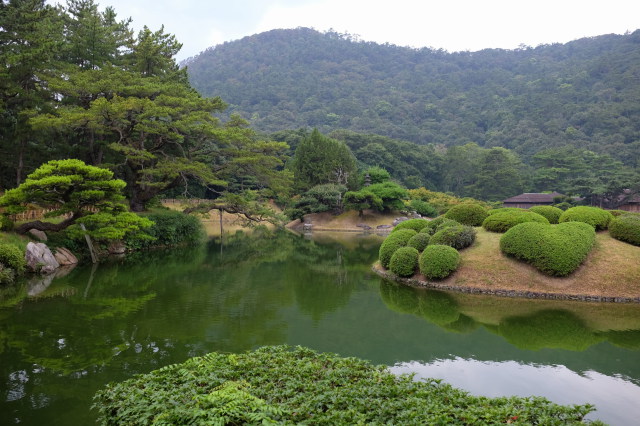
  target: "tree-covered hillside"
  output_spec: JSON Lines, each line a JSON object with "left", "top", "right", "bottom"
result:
{"left": 186, "top": 27, "right": 640, "bottom": 162}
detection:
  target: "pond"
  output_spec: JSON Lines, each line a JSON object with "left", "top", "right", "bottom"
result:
{"left": 1, "top": 229, "right": 640, "bottom": 425}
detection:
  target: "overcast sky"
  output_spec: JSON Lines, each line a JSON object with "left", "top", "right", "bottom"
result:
{"left": 52, "top": 0, "right": 640, "bottom": 61}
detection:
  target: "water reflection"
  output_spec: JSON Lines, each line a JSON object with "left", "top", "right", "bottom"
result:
{"left": 391, "top": 359, "right": 640, "bottom": 425}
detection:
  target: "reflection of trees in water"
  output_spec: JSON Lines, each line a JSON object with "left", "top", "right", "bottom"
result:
{"left": 379, "top": 281, "right": 640, "bottom": 352}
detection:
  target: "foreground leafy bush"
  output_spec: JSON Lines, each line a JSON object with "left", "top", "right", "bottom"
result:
{"left": 482, "top": 210, "right": 549, "bottom": 233}
{"left": 131, "top": 210, "right": 205, "bottom": 249}
{"left": 529, "top": 206, "right": 564, "bottom": 224}
{"left": 444, "top": 203, "right": 488, "bottom": 226}
{"left": 391, "top": 218, "right": 430, "bottom": 233}
{"left": 419, "top": 245, "right": 460, "bottom": 280}
{"left": 378, "top": 229, "right": 416, "bottom": 268}
{"left": 93, "top": 346, "right": 595, "bottom": 425}
{"left": 389, "top": 246, "right": 419, "bottom": 277}
{"left": 430, "top": 225, "right": 476, "bottom": 250}
{"left": 407, "top": 233, "right": 430, "bottom": 251}
{"left": 559, "top": 206, "right": 613, "bottom": 231}
{"left": 0, "top": 243, "right": 26, "bottom": 274}
{"left": 500, "top": 222, "right": 596, "bottom": 276}
{"left": 609, "top": 214, "right": 640, "bottom": 246}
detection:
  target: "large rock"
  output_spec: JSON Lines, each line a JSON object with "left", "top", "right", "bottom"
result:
{"left": 54, "top": 247, "right": 78, "bottom": 265}
{"left": 25, "top": 242, "right": 60, "bottom": 275}
{"left": 28, "top": 229, "right": 47, "bottom": 241}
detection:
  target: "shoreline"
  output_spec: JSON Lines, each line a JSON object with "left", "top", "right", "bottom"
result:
{"left": 372, "top": 263, "right": 640, "bottom": 304}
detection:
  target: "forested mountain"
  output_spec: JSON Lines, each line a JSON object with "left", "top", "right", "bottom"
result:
{"left": 186, "top": 27, "right": 640, "bottom": 163}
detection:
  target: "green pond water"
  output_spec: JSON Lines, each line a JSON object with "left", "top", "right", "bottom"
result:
{"left": 1, "top": 230, "right": 640, "bottom": 425}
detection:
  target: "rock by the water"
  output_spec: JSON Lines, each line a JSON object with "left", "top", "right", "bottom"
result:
{"left": 54, "top": 247, "right": 78, "bottom": 265}
{"left": 25, "top": 242, "right": 60, "bottom": 275}
{"left": 28, "top": 229, "right": 47, "bottom": 241}
{"left": 392, "top": 217, "right": 409, "bottom": 226}
{"left": 377, "top": 224, "right": 392, "bottom": 229}
{"left": 303, "top": 223, "right": 313, "bottom": 231}
{"left": 356, "top": 223, "right": 372, "bottom": 230}
{"left": 108, "top": 241, "right": 126, "bottom": 254}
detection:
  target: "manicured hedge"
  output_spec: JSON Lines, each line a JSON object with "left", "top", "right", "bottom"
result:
{"left": 444, "top": 203, "right": 488, "bottom": 226}
{"left": 378, "top": 229, "right": 417, "bottom": 268}
{"left": 420, "top": 216, "right": 460, "bottom": 235}
{"left": 558, "top": 206, "right": 613, "bottom": 231}
{"left": 500, "top": 222, "right": 596, "bottom": 276}
{"left": 486, "top": 207, "right": 525, "bottom": 216}
{"left": 430, "top": 225, "right": 476, "bottom": 250}
{"left": 407, "top": 233, "right": 430, "bottom": 251}
{"left": 529, "top": 205, "right": 564, "bottom": 224}
{"left": 391, "top": 218, "right": 430, "bottom": 233}
{"left": 419, "top": 245, "right": 460, "bottom": 280}
{"left": 93, "top": 346, "right": 595, "bottom": 425}
{"left": 390, "top": 246, "right": 420, "bottom": 277}
{"left": 609, "top": 214, "right": 640, "bottom": 246}
{"left": 609, "top": 210, "right": 628, "bottom": 217}
{"left": 482, "top": 210, "right": 549, "bottom": 233}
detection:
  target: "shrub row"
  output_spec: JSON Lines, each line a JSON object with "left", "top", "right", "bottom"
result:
{"left": 500, "top": 222, "right": 596, "bottom": 276}
{"left": 609, "top": 214, "right": 640, "bottom": 246}
{"left": 558, "top": 206, "right": 613, "bottom": 231}
{"left": 482, "top": 210, "right": 549, "bottom": 232}
{"left": 444, "top": 203, "right": 488, "bottom": 226}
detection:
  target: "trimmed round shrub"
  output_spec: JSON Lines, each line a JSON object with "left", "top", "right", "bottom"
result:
{"left": 444, "top": 203, "right": 488, "bottom": 226}
{"left": 391, "top": 218, "right": 430, "bottom": 233}
{"left": 378, "top": 229, "right": 417, "bottom": 268}
{"left": 559, "top": 206, "right": 613, "bottom": 231}
{"left": 419, "top": 245, "right": 460, "bottom": 280}
{"left": 500, "top": 222, "right": 596, "bottom": 277}
{"left": 407, "top": 233, "right": 430, "bottom": 251}
{"left": 529, "top": 206, "right": 563, "bottom": 224}
{"left": 609, "top": 214, "right": 640, "bottom": 246}
{"left": 486, "top": 208, "right": 525, "bottom": 216}
{"left": 0, "top": 243, "right": 26, "bottom": 274}
{"left": 430, "top": 225, "right": 476, "bottom": 250}
{"left": 609, "top": 210, "right": 628, "bottom": 217}
{"left": 421, "top": 216, "right": 460, "bottom": 235}
{"left": 482, "top": 210, "right": 549, "bottom": 233}
{"left": 389, "top": 246, "right": 420, "bottom": 277}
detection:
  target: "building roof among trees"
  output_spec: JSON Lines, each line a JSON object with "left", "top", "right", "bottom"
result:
{"left": 502, "top": 192, "right": 564, "bottom": 204}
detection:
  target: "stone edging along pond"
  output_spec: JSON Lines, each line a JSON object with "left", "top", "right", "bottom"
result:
{"left": 372, "top": 264, "right": 640, "bottom": 304}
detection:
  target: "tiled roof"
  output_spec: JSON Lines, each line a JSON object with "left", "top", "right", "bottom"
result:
{"left": 502, "top": 192, "right": 564, "bottom": 203}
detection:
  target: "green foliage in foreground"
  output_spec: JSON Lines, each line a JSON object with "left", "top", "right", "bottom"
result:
{"left": 444, "top": 203, "right": 488, "bottom": 226}
{"left": 529, "top": 206, "right": 564, "bottom": 224}
{"left": 389, "top": 246, "right": 419, "bottom": 277}
{"left": 482, "top": 210, "right": 550, "bottom": 233}
{"left": 500, "top": 222, "right": 596, "bottom": 277}
{"left": 559, "top": 206, "right": 614, "bottom": 231}
{"left": 419, "top": 244, "right": 460, "bottom": 280}
{"left": 609, "top": 214, "right": 640, "bottom": 246}
{"left": 93, "top": 345, "right": 596, "bottom": 425}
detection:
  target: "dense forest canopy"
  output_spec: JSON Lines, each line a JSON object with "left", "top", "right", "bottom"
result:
{"left": 186, "top": 27, "right": 640, "bottom": 163}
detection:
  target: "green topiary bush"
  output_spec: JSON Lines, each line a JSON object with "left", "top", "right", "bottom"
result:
{"left": 419, "top": 245, "right": 460, "bottom": 280}
{"left": 391, "top": 218, "right": 430, "bottom": 233}
{"left": 444, "top": 203, "right": 488, "bottom": 226}
{"left": 609, "top": 210, "right": 628, "bottom": 217}
{"left": 486, "top": 208, "right": 525, "bottom": 216}
{"left": 500, "top": 222, "right": 596, "bottom": 277}
{"left": 482, "top": 210, "right": 549, "bottom": 233}
{"left": 389, "top": 246, "right": 420, "bottom": 277}
{"left": 0, "top": 243, "right": 26, "bottom": 275}
{"left": 558, "top": 206, "right": 613, "bottom": 231}
{"left": 378, "top": 229, "right": 417, "bottom": 268}
{"left": 529, "top": 205, "right": 564, "bottom": 224}
{"left": 609, "top": 214, "right": 640, "bottom": 246}
{"left": 430, "top": 225, "right": 476, "bottom": 250}
{"left": 407, "top": 233, "right": 430, "bottom": 251}
{"left": 420, "top": 216, "right": 460, "bottom": 235}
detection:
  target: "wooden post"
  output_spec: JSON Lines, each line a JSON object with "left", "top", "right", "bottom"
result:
{"left": 219, "top": 208, "right": 223, "bottom": 236}
{"left": 80, "top": 224, "right": 98, "bottom": 264}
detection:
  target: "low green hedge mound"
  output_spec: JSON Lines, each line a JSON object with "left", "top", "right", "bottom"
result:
{"left": 558, "top": 206, "right": 613, "bottom": 231}
{"left": 391, "top": 218, "right": 430, "bottom": 233}
{"left": 407, "top": 233, "right": 430, "bottom": 251}
{"left": 444, "top": 203, "right": 488, "bottom": 226}
{"left": 419, "top": 245, "right": 460, "bottom": 280}
{"left": 420, "top": 216, "right": 460, "bottom": 235}
{"left": 93, "top": 346, "right": 595, "bottom": 425}
{"left": 389, "top": 246, "right": 420, "bottom": 277}
{"left": 529, "top": 205, "right": 564, "bottom": 224}
{"left": 486, "top": 207, "right": 525, "bottom": 216}
{"left": 609, "top": 214, "right": 640, "bottom": 246}
{"left": 482, "top": 210, "right": 549, "bottom": 233}
{"left": 500, "top": 222, "right": 596, "bottom": 276}
{"left": 378, "top": 229, "right": 417, "bottom": 268}
{"left": 430, "top": 225, "right": 476, "bottom": 250}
